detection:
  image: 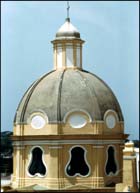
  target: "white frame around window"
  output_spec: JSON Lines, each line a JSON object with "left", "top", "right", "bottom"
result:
{"left": 65, "top": 145, "right": 91, "bottom": 177}
{"left": 27, "top": 146, "right": 47, "bottom": 178}
{"left": 29, "top": 111, "right": 48, "bottom": 129}
{"left": 106, "top": 114, "right": 116, "bottom": 129}
{"left": 104, "top": 110, "right": 118, "bottom": 129}
{"left": 104, "top": 145, "right": 119, "bottom": 176}
{"left": 63, "top": 109, "right": 92, "bottom": 123}
{"left": 68, "top": 114, "right": 87, "bottom": 129}
{"left": 31, "top": 115, "right": 46, "bottom": 129}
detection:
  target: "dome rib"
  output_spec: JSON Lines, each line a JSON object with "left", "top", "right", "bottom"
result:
{"left": 82, "top": 69, "right": 124, "bottom": 121}
{"left": 14, "top": 69, "right": 124, "bottom": 124}
{"left": 18, "top": 70, "right": 55, "bottom": 124}
{"left": 78, "top": 70, "right": 102, "bottom": 120}
{"left": 14, "top": 80, "right": 37, "bottom": 124}
{"left": 57, "top": 69, "right": 65, "bottom": 122}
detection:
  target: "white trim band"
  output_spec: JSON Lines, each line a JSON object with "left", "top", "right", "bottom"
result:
{"left": 13, "top": 140, "right": 125, "bottom": 146}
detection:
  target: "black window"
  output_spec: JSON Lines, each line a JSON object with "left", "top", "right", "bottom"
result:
{"left": 105, "top": 146, "right": 117, "bottom": 175}
{"left": 28, "top": 147, "right": 46, "bottom": 176}
{"left": 66, "top": 146, "right": 90, "bottom": 177}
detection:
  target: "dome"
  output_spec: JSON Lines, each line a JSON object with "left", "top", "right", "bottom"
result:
{"left": 14, "top": 69, "right": 123, "bottom": 124}
{"left": 55, "top": 18, "right": 80, "bottom": 39}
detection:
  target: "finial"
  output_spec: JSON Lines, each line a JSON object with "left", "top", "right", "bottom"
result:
{"left": 66, "top": 1, "right": 70, "bottom": 21}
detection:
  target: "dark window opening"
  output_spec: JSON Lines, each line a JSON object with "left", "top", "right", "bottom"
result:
{"left": 66, "top": 146, "right": 90, "bottom": 177}
{"left": 28, "top": 147, "right": 46, "bottom": 176}
{"left": 105, "top": 146, "right": 117, "bottom": 175}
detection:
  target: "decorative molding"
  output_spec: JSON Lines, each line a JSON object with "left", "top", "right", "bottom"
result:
{"left": 13, "top": 139, "right": 125, "bottom": 146}
{"left": 12, "top": 134, "right": 128, "bottom": 141}
{"left": 14, "top": 120, "right": 124, "bottom": 125}
{"left": 15, "top": 146, "right": 25, "bottom": 149}
{"left": 93, "top": 146, "right": 104, "bottom": 148}
{"left": 123, "top": 156, "right": 136, "bottom": 159}
{"left": 48, "top": 146, "right": 62, "bottom": 149}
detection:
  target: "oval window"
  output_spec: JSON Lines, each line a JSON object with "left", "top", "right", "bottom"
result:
{"left": 69, "top": 114, "right": 87, "bottom": 129}
{"left": 31, "top": 115, "right": 46, "bottom": 129}
{"left": 106, "top": 115, "right": 116, "bottom": 129}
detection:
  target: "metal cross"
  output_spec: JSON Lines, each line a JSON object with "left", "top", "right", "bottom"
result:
{"left": 67, "top": 1, "right": 70, "bottom": 19}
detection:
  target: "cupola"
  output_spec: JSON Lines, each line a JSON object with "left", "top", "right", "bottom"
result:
{"left": 51, "top": 17, "right": 84, "bottom": 70}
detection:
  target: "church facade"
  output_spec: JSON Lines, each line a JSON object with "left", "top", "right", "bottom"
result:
{"left": 11, "top": 14, "right": 130, "bottom": 192}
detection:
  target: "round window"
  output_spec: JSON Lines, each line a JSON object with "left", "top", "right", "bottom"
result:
{"left": 31, "top": 115, "right": 46, "bottom": 129}
{"left": 106, "top": 114, "right": 116, "bottom": 129}
{"left": 69, "top": 114, "right": 87, "bottom": 129}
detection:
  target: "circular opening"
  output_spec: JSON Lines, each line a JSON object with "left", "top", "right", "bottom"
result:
{"left": 106, "top": 114, "right": 116, "bottom": 129}
{"left": 69, "top": 114, "right": 87, "bottom": 129}
{"left": 31, "top": 115, "right": 46, "bottom": 129}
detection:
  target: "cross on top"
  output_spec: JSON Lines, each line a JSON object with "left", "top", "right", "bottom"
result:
{"left": 67, "top": 1, "right": 70, "bottom": 19}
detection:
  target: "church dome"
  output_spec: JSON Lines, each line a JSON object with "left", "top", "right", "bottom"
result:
{"left": 55, "top": 18, "right": 80, "bottom": 39}
{"left": 14, "top": 69, "right": 123, "bottom": 124}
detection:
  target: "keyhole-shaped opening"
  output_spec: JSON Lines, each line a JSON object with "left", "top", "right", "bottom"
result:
{"left": 66, "top": 146, "right": 90, "bottom": 177}
{"left": 105, "top": 146, "right": 117, "bottom": 175}
{"left": 28, "top": 147, "right": 46, "bottom": 177}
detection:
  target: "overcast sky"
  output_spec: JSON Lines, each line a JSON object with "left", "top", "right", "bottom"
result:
{"left": 1, "top": 1, "right": 139, "bottom": 139}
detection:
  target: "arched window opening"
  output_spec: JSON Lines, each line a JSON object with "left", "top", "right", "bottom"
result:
{"left": 105, "top": 146, "right": 117, "bottom": 175}
{"left": 66, "top": 146, "right": 90, "bottom": 177}
{"left": 28, "top": 147, "right": 46, "bottom": 177}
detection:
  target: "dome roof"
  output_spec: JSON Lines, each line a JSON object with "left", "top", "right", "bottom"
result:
{"left": 14, "top": 69, "right": 123, "bottom": 124}
{"left": 55, "top": 18, "right": 80, "bottom": 39}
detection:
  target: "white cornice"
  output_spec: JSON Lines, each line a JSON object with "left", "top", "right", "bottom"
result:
{"left": 13, "top": 139, "right": 125, "bottom": 146}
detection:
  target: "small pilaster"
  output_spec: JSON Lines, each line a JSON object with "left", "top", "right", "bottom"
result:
{"left": 92, "top": 145, "right": 105, "bottom": 187}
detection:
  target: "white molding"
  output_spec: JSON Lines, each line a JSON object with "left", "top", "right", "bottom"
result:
{"left": 27, "top": 146, "right": 47, "bottom": 178}
{"left": 15, "top": 146, "right": 25, "bottom": 149}
{"left": 65, "top": 145, "right": 91, "bottom": 177}
{"left": 15, "top": 120, "right": 124, "bottom": 124}
{"left": 93, "top": 146, "right": 104, "bottom": 148}
{"left": 47, "top": 120, "right": 104, "bottom": 124}
{"left": 48, "top": 146, "right": 62, "bottom": 149}
{"left": 123, "top": 156, "right": 136, "bottom": 159}
{"left": 13, "top": 140, "right": 125, "bottom": 146}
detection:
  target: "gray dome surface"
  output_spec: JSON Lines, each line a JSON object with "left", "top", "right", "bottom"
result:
{"left": 14, "top": 69, "right": 123, "bottom": 124}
